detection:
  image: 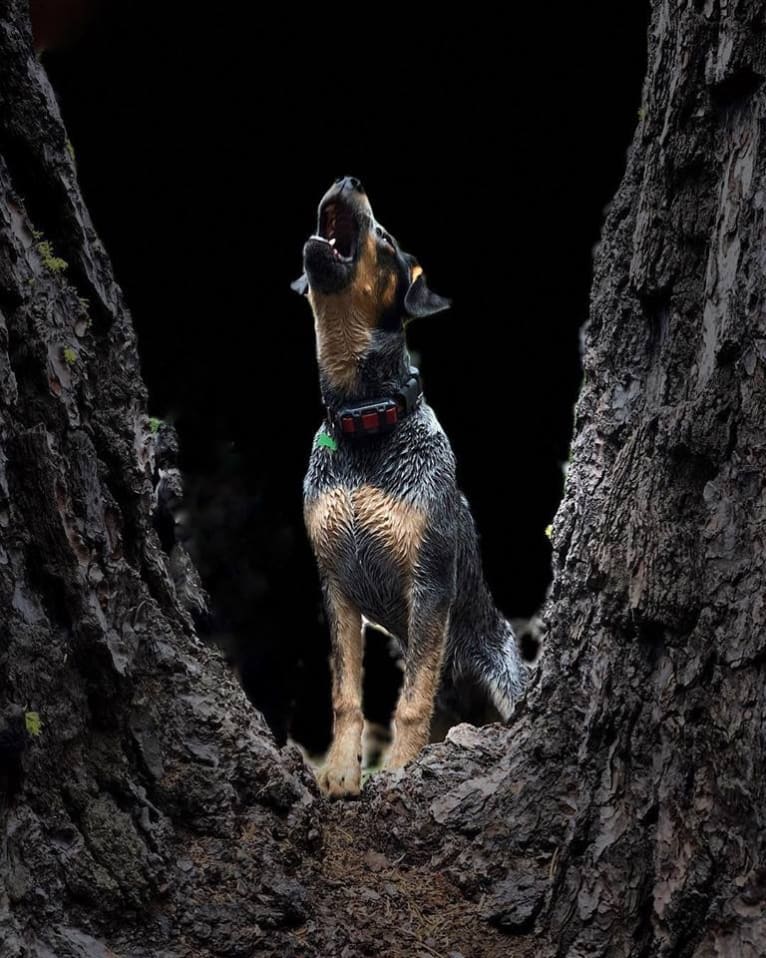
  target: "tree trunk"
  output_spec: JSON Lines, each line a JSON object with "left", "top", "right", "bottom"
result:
{"left": 1, "top": 1, "right": 764, "bottom": 957}
{"left": 0, "top": 6, "right": 319, "bottom": 957}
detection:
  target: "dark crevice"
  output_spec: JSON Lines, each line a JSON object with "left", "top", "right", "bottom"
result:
{"left": 710, "top": 66, "right": 764, "bottom": 109}
{"left": 23, "top": 544, "right": 73, "bottom": 633}
{"left": 41, "top": 5, "right": 650, "bottom": 755}
{"left": 518, "top": 621, "right": 543, "bottom": 663}
{"left": 699, "top": 650, "right": 718, "bottom": 686}
{"left": 0, "top": 284, "right": 23, "bottom": 316}
{"left": 637, "top": 622, "right": 667, "bottom": 668}
{"left": 644, "top": 288, "right": 672, "bottom": 352}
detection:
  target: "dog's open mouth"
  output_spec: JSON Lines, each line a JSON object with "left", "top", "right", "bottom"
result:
{"left": 311, "top": 199, "right": 359, "bottom": 263}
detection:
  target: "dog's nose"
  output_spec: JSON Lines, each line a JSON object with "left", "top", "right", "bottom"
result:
{"left": 334, "top": 175, "right": 365, "bottom": 195}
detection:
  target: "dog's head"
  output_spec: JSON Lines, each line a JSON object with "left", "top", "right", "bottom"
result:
{"left": 291, "top": 176, "right": 450, "bottom": 328}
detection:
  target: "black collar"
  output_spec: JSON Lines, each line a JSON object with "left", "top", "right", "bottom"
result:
{"left": 324, "top": 366, "right": 423, "bottom": 439}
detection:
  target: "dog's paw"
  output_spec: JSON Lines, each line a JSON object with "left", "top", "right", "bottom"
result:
{"left": 317, "top": 762, "right": 362, "bottom": 799}
{"left": 382, "top": 751, "right": 412, "bottom": 771}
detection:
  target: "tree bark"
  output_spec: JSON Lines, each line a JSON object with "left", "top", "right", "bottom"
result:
{"left": 0, "top": 6, "right": 318, "bottom": 957}
{"left": 2, "top": 1, "right": 765, "bottom": 957}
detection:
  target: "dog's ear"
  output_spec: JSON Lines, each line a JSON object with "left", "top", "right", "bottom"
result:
{"left": 291, "top": 273, "right": 309, "bottom": 296}
{"left": 404, "top": 272, "right": 451, "bottom": 320}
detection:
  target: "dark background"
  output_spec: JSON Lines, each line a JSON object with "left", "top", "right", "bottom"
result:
{"left": 40, "top": 3, "right": 649, "bottom": 751}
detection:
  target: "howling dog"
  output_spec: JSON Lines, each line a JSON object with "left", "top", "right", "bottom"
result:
{"left": 292, "top": 176, "right": 526, "bottom": 797}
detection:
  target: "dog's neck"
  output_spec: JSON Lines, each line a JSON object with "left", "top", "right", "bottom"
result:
{"left": 315, "top": 322, "right": 411, "bottom": 410}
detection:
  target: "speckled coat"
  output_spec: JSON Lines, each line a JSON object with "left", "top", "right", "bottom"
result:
{"left": 293, "top": 176, "right": 526, "bottom": 796}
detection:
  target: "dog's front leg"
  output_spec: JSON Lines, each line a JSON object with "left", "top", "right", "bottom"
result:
{"left": 387, "top": 601, "right": 449, "bottom": 769}
{"left": 317, "top": 581, "right": 364, "bottom": 798}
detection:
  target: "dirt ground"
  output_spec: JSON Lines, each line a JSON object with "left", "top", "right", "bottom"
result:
{"left": 278, "top": 799, "right": 535, "bottom": 958}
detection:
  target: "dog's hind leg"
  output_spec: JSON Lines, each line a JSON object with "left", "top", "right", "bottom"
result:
{"left": 317, "top": 581, "right": 364, "bottom": 798}
{"left": 387, "top": 533, "right": 456, "bottom": 769}
{"left": 386, "top": 599, "right": 449, "bottom": 769}
{"left": 387, "top": 529, "right": 457, "bottom": 768}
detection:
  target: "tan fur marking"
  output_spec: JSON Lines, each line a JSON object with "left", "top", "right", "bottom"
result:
{"left": 308, "top": 232, "right": 380, "bottom": 391}
{"left": 352, "top": 485, "right": 426, "bottom": 571}
{"left": 381, "top": 270, "right": 398, "bottom": 310}
{"left": 318, "top": 583, "right": 364, "bottom": 797}
{"left": 304, "top": 488, "right": 354, "bottom": 565}
{"left": 328, "top": 583, "right": 364, "bottom": 716}
{"left": 387, "top": 614, "right": 448, "bottom": 768}
{"left": 410, "top": 264, "right": 423, "bottom": 283}
{"left": 305, "top": 485, "right": 426, "bottom": 573}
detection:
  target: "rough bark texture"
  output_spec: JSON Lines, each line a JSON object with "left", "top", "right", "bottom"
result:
{"left": 1, "top": 1, "right": 765, "bottom": 957}
{"left": 0, "top": 6, "right": 319, "bottom": 957}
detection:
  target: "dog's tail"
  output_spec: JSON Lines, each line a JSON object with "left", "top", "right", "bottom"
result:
{"left": 451, "top": 617, "right": 528, "bottom": 721}
{"left": 478, "top": 619, "right": 528, "bottom": 720}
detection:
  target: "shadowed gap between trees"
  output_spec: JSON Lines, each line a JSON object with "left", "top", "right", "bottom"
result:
{"left": 40, "top": 4, "right": 649, "bottom": 753}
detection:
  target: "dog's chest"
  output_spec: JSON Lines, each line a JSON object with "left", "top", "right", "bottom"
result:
{"left": 303, "top": 405, "right": 455, "bottom": 626}
{"left": 304, "top": 482, "right": 425, "bottom": 578}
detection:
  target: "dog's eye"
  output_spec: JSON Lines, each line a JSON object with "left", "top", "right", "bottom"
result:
{"left": 376, "top": 227, "right": 395, "bottom": 251}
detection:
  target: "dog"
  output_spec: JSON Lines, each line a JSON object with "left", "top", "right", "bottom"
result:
{"left": 291, "top": 176, "right": 527, "bottom": 797}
